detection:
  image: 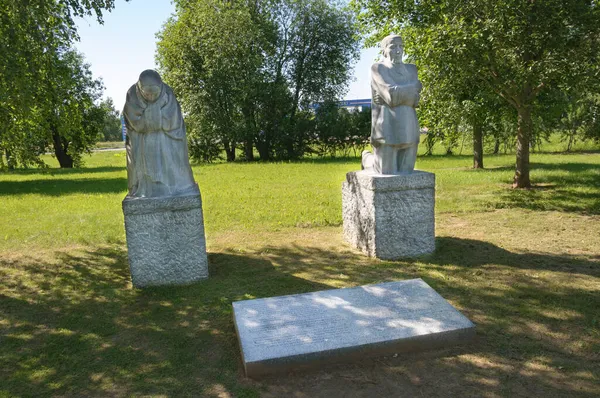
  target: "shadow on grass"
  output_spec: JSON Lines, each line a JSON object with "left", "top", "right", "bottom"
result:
{"left": 480, "top": 161, "right": 600, "bottom": 174}
{"left": 431, "top": 237, "right": 600, "bottom": 276}
{"left": 472, "top": 161, "right": 600, "bottom": 215}
{"left": 0, "top": 246, "right": 328, "bottom": 397}
{"left": 0, "top": 177, "right": 127, "bottom": 196}
{"left": 0, "top": 166, "right": 125, "bottom": 176}
{"left": 239, "top": 240, "right": 600, "bottom": 397}
{"left": 1, "top": 240, "right": 599, "bottom": 397}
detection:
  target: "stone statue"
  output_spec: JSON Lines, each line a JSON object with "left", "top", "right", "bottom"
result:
{"left": 362, "top": 34, "right": 422, "bottom": 174}
{"left": 123, "top": 70, "right": 197, "bottom": 198}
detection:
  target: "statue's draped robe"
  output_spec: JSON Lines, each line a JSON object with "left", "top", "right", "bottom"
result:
{"left": 123, "top": 84, "right": 196, "bottom": 198}
{"left": 370, "top": 63, "right": 421, "bottom": 147}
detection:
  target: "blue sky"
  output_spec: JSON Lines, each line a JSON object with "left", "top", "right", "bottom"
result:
{"left": 75, "top": 0, "right": 379, "bottom": 111}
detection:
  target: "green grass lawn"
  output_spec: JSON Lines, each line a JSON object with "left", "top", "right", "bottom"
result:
{"left": 1, "top": 143, "right": 599, "bottom": 397}
{"left": 94, "top": 141, "right": 125, "bottom": 150}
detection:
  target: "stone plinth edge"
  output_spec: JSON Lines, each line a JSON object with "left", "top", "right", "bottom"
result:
{"left": 346, "top": 170, "right": 435, "bottom": 192}
{"left": 122, "top": 189, "right": 208, "bottom": 288}
{"left": 122, "top": 185, "right": 201, "bottom": 215}
{"left": 342, "top": 170, "right": 436, "bottom": 259}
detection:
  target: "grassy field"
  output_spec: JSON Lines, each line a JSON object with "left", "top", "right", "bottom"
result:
{"left": 1, "top": 142, "right": 599, "bottom": 397}
{"left": 94, "top": 141, "right": 125, "bottom": 150}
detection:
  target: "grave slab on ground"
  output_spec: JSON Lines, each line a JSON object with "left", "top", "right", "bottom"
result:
{"left": 232, "top": 279, "right": 475, "bottom": 378}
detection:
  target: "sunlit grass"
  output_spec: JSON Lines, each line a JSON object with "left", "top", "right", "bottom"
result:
{"left": 0, "top": 136, "right": 599, "bottom": 397}
{"left": 2, "top": 140, "right": 598, "bottom": 252}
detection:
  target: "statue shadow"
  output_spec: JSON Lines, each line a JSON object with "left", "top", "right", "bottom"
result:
{"left": 232, "top": 239, "right": 599, "bottom": 397}
{"left": 431, "top": 236, "right": 600, "bottom": 275}
{"left": 0, "top": 246, "right": 329, "bottom": 397}
{"left": 1, "top": 238, "right": 598, "bottom": 397}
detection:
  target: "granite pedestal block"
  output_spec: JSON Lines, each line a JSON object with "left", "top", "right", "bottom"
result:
{"left": 233, "top": 279, "right": 475, "bottom": 378}
{"left": 342, "top": 170, "right": 435, "bottom": 259}
{"left": 122, "top": 191, "right": 209, "bottom": 288}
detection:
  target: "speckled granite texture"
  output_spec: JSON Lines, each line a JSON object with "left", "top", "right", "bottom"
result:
{"left": 233, "top": 279, "right": 475, "bottom": 377}
{"left": 342, "top": 170, "right": 435, "bottom": 259}
{"left": 122, "top": 191, "right": 208, "bottom": 288}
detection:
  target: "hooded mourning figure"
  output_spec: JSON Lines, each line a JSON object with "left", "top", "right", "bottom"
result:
{"left": 123, "top": 70, "right": 197, "bottom": 198}
{"left": 362, "top": 34, "right": 422, "bottom": 174}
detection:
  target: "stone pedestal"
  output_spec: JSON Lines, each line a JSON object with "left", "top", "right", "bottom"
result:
{"left": 342, "top": 170, "right": 435, "bottom": 259}
{"left": 122, "top": 191, "right": 209, "bottom": 288}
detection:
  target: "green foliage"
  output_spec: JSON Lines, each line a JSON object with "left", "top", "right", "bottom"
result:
{"left": 555, "top": 91, "right": 600, "bottom": 151}
{"left": 353, "top": 0, "right": 600, "bottom": 187}
{"left": 0, "top": 0, "right": 126, "bottom": 169}
{"left": 157, "top": 0, "right": 360, "bottom": 162}
{"left": 158, "top": 0, "right": 269, "bottom": 162}
{"left": 313, "top": 103, "right": 370, "bottom": 157}
{"left": 44, "top": 49, "right": 106, "bottom": 168}
{"left": 186, "top": 117, "right": 224, "bottom": 163}
{"left": 98, "top": 98, "right": 122, "bottom": 142}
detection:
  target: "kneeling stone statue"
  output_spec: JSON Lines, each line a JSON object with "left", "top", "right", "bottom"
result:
{"left": 362, "top": 34, "right": 422, "bottom": 174}
{"left": 343, "top": 35, "right": 435, "bottom": 259}
{"left": 122, "top": 70, "right": 208, "bottom": 287}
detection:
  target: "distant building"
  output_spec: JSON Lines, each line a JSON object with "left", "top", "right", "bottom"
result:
{"left": 337, "top": 99, "right": 372, "bottom": 112}
{"left": 310, "top": 99, "right": 371, "bottom": 112}
{"left": 121, "top": 115, "right": 127, "bottom": 141}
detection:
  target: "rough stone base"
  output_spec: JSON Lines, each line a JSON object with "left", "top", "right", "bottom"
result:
{"left": 122, "top": 191, "right": 209, "bottom": 288}
{"left": 342, "top": 170, "right": 435, "bottom": 259}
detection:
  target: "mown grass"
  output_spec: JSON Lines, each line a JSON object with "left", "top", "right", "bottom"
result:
{"left": 2, "top": 143, "right": 598, "bottom": 252}
{"left": 0, "top": 139, "right": 599, "bottom": 397}
{"left": 93, "top": 141, "right": 125, "bottom": 150}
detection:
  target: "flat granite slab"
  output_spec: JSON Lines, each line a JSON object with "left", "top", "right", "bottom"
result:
{"left": 232, "top": 279, "right": 475, "bottom": 378}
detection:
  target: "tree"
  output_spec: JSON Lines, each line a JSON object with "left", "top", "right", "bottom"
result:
{"left": 43, "top": 49, "right": 106, "bottom": 168}
{"left": 415, "top": 57, "right": 512, "bottom": 167}
{"left": 157, "top": 0, "right": 271, "bottom": 162}
{"left": 0, "top": 0, "right": 127, "bottom": 168}
{"left": 313, "top": 103, "right": 371, "bottom": 157}
{"left": 98, "top": 98, "right": 122, "bottom": 142}
{"left": 273, "top": 0, "right": 360, "bottom": 159}
{"left": 354, "top": 0, "right": 600, "bottom": 187}
{"left": 157, "top": 0, "right": 360, "bottom": 162}
{"left": 552, "top": 84, "right": 600, "bottom": 151}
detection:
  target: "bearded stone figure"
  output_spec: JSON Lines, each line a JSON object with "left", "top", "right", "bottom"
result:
{"left": 123, "top": 69, "right": 197, "bottom": 198}
{"left": 362, "top": 34, "right": 422, "bottom": 174}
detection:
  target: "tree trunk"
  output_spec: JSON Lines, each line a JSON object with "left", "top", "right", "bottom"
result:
{"left": 5, "top": 150, "right": 14, "bottom": 170}
{"left": 567, "top": 131, "right": 575, "bottom": 152}
{"left": 243, "top": 139, "right": 254, "bottom": 161}
{"left": 223, "top": 139, "right": 236, "bottom": 162}
{"left": 241, "top": 103, "right": 257, "bottom": 161}
{"left": 424, "top": 133, "right": 435, "bottom": 156}
{"left": 473, "top": 121, "right": 484, "bottom": 169}
{"left": 256, "top": 137, "right": 271, "bottom": 161}
{"left": 514, "top": 105, "right": 532, "bottom": 188}
{"left": 493, "top": 138, "right": 500, "bottom": 155}
{"left": 51, "top": 129, "right": 74, "bottom": 168}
